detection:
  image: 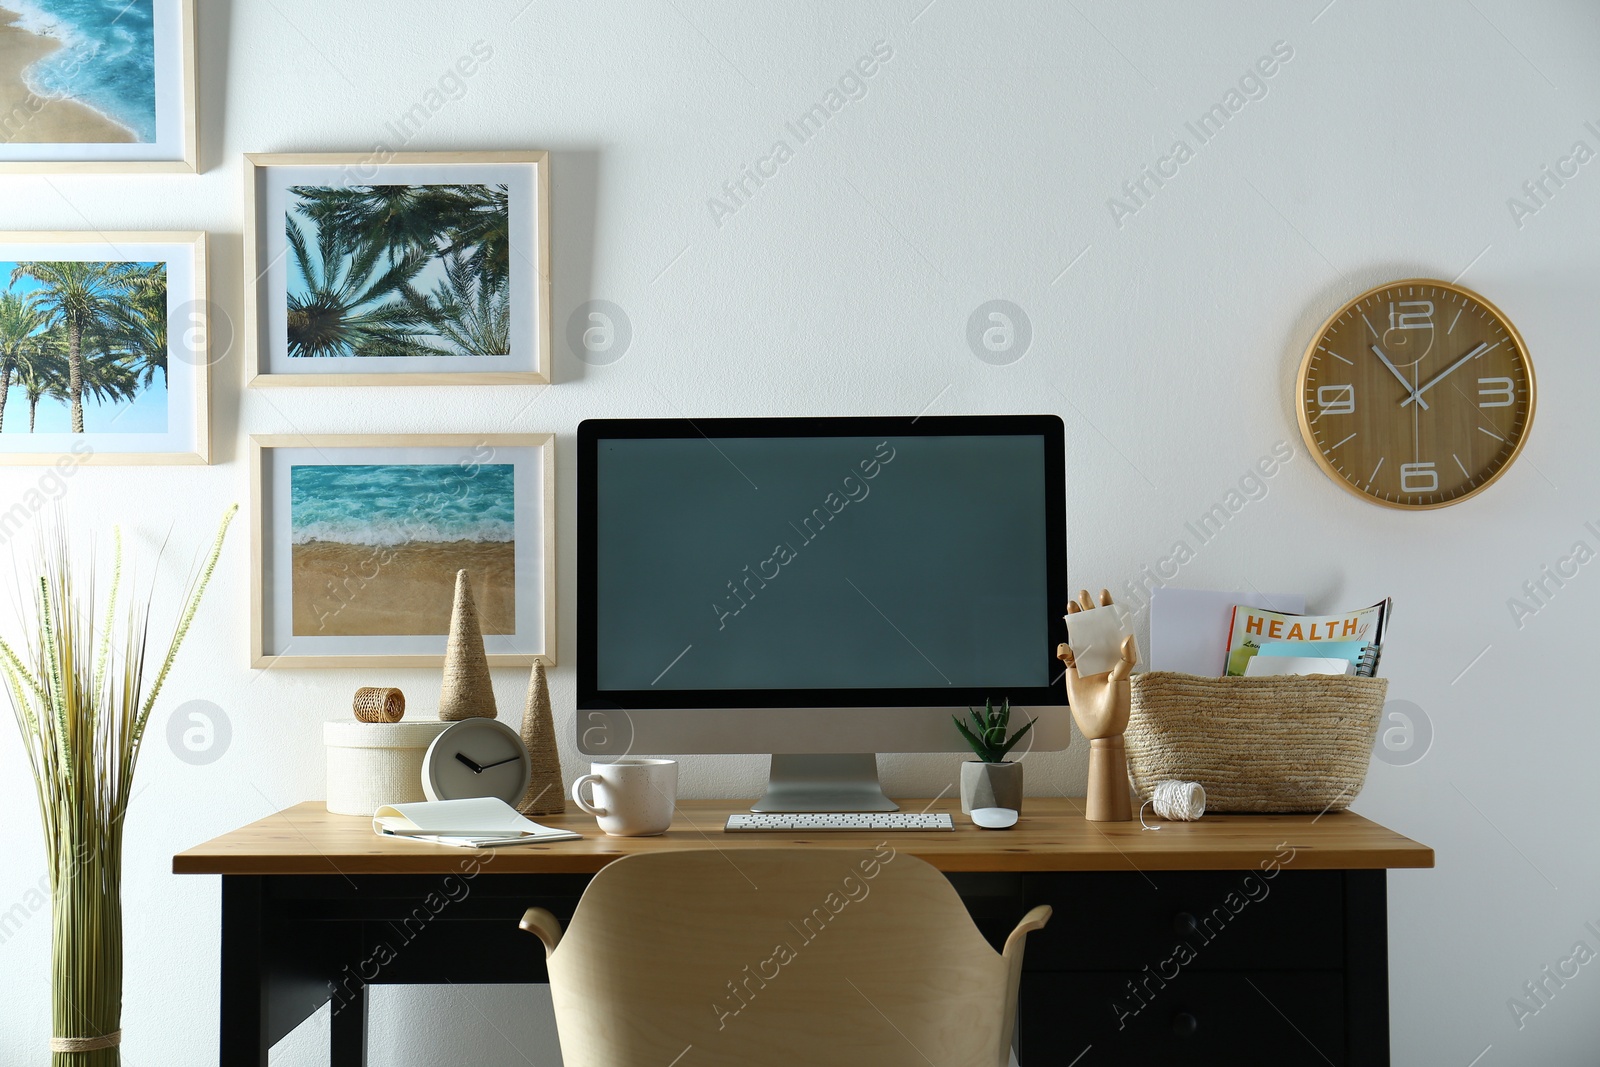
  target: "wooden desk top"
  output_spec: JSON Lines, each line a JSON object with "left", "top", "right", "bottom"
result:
{"left": 173, "top": 798, "right": 1433, "bottom": 876}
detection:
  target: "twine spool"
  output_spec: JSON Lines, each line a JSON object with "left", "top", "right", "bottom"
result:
{"left": 353, "top": 686, "right": 405, "bottom": 723}
{"left": 51, "top": 1031, "right": 121, "bottom": 1052}
{"left": 1140, "top": 779, "right": 1206, "bottom": 829}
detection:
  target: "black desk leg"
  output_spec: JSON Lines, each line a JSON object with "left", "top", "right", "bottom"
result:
{"left": 220, "top": 876, "right": 270, "bottom": 1067}
{"left": 330, "top": 983, "right": 367, "bottom": 1066}
{"left": 1345, "top": 870, "right": 1391, "bottom": 1065}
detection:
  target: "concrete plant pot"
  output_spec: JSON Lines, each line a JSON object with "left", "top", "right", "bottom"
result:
{"left": 960, "top": 760, "right": 1023, "bottom": 814}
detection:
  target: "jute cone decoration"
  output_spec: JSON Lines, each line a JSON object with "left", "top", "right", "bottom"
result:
{"left": 439, "top": 569, "right": 498, "bottom": 721}
{"left": 517, "top": 660, "right": 566, "bottom": 815}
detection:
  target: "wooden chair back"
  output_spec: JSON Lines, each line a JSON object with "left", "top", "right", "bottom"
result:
{"left": 521, "top": 847, "right": 1050, "bottom": 1067}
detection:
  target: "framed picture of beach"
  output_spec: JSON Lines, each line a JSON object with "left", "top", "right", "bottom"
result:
{"left": 244, "top": 152, "right": 550, "bottom": 386}
{"left": 0, "top": 0, "right": 196, "bottom": 172}
{"left": 0, "top": 231, "right": 209, "bottom": 465}
{"left": 250, "top": 434, "right": 555, "bottom": 669}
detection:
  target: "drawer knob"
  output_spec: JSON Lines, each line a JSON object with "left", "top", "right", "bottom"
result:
{"left": 1172, "top": 1012, "right": 1200, "bottom": 1038}
{"left": 1173, "top": 911, "right": 1200, "bottom": 936}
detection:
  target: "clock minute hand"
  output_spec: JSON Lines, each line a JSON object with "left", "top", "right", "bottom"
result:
{"left": 1401, "top": 342, "right": 1490, "bottom": 408}
{"left": 477, "top": 754, "right": 525, "bottom": 770}
{"left": 1369, "top": 345, "right": 1428, "bottom": 410}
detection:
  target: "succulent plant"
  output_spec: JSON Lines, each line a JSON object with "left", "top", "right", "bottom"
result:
{"left": 952, "top": 698, "right": 1034, "bottom": 764}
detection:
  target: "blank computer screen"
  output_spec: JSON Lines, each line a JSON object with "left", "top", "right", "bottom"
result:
{"left": 594, "top": 434, "right": 1050, "bottom": 692}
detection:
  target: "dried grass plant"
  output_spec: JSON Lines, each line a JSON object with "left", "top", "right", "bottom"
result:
{"left": 2, "top": 505, "right": 235, "bottom": 1065}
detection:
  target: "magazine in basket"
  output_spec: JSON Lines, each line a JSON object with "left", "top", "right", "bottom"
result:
{"left": 1223, "top": 599, "right": 1390, "bottom": 677}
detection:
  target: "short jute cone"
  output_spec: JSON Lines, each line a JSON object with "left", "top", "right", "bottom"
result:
{"left": 438, "top": 569, "right": 497, "bottom": 721}
{"left": 517, "top": 660, "right": 565, "bottom": 815}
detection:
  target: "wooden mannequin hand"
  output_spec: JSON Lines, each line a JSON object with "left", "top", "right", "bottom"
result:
{"left": 1057, "top": 589, "right": 1139, "bottom": 741}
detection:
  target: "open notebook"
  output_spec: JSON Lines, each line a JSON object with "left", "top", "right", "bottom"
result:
{"left": 373, "top": 797, "right": 581, "bottom": 848}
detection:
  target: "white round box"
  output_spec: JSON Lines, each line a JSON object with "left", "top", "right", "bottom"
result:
{"left": 324, "top": 721, "right": 452, "bottom": 816}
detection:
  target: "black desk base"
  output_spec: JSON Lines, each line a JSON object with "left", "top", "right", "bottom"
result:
{"left": 221, "top": 869, "right": 1389, "bottom": 1065}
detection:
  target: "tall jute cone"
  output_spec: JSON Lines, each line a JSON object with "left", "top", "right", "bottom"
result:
{"left": 439, "top": 569, "right": 497, "bottom": 721}
{"left": 517, "top": 660, "right": 565, "bottom": 815}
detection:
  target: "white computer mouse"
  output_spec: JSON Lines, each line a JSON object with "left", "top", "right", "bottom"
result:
{"left": 970, "top": 807, "right": 1018, "bottom": 830}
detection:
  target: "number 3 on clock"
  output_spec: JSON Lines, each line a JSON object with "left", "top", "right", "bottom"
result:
{"left": 1296, "top": 278, "right": 1535, "bottom": 509}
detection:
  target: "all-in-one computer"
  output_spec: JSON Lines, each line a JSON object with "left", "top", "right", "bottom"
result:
{"left": 577, "top": 414, "right": 1069, "bottom": 812}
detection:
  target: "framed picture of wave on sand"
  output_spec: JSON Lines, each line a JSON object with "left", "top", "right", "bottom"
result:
{"left": 250, "top": 434, "right": 554, "bottom": 669}
{"left": 245, "top": 151, "right": 550, "bottom": 386}
{"left": 0, "top": 230, "right": 209, "bottom": 464}
{"left": 0, "top": 0, "right": 197, "bottom": 172}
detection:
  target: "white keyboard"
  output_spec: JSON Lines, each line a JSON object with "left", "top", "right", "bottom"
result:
{"left": 725, "top": 812, "right": 954, "bottom": 832}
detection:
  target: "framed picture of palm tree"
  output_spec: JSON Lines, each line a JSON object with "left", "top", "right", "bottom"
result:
{"left": 0, "top": 231, "right": 209, "bottom": 464}
{"left": 0, "top": 0, "right": 198, "bottom": 173}
{"left": 250, "top": 433, "right": 555, "bottom": 668}
{"left": 245, "top": 152, "right": 550, "bottom": 386}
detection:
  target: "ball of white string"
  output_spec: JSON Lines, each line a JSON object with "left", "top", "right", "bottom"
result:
{"left": 1139, "top": 780, "right": 1206, "bottom": 829}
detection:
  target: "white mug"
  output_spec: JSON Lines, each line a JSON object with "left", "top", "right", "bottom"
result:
{"left": 571, "top": 758, "right": 678, "bottom": 837}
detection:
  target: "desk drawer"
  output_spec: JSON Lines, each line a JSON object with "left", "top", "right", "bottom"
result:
{"left": 1020, "top": 969, "right": 1347, "bottom": 1066}
{"left": 1022, "top": 871, "right": 1343, "bottom": 971}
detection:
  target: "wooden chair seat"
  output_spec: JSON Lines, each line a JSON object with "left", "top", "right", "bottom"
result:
{"left": 522, "top": 847, "right": 1050, "bottom": 1067}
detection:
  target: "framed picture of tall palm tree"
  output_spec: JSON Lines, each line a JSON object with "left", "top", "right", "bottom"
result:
{"left": 245, "top": 152, "right": 550, "bottom": 386}
{"left": 0, "top": 231, "right": 209, "bottom": 464}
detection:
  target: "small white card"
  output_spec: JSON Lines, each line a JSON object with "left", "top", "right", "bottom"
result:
{"left": 1064, "top": 603, "right": 1136, "bottom": 676}
{"left": 1243, "top": 655, "right": 1352, "bottom": 678}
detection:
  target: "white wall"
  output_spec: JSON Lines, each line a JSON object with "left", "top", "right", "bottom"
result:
{"left": 1, "top": 0, "right": 1598, "bottom": 1063}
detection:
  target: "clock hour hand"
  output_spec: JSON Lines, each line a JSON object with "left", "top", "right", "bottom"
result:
{"left": 1401, "top": 342, "right": 1490, "bottom": 408}
{"left": 1369, "top": 344, "right": 1428, "bottom": 410}
{"left": 454, "top": 752, "right": 486, "bottom": 774}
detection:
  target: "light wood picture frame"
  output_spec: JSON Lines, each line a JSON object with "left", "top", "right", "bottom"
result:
{"left": 244, "top": 151, "right": 551, "bottom": 386}
{"left": 0, "top": 230, "right": 209, "bottom": 465}
{"left": 0, "top": 0, "right": 197, "bottom": 173}
{"left": 250, "top": 433, "right": 556, "bottom": 669}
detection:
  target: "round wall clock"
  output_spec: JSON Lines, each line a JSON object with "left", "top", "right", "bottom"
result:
{"left": 1296, "top": 278, "right": 1535, "bottom": 509}
{"left": 422, "top": 718, "right": 532, "bottom": 805}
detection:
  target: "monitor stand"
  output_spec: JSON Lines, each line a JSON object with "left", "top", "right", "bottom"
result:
{"left": 749, "top": 754, "right": 899, "bottom": 812}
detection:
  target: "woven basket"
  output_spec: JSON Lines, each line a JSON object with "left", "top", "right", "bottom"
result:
{"left": 1126, "top": 671, "right": 1387, "bottom": 813}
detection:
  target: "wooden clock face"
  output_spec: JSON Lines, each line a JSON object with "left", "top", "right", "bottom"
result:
{"left": 1297, "top": 279, "right": 1535, "bottom": 509}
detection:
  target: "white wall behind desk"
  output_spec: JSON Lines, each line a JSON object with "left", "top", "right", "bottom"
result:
{"left": 1, "top": 1, "right": 1597, "bottom": 1064}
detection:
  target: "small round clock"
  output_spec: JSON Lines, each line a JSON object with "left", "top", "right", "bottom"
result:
{"left": 421, "top": 718, "right": 532, "bottom": 805}
{"left": 1296, "top": 278, "right": 1535, "bottom": 509}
